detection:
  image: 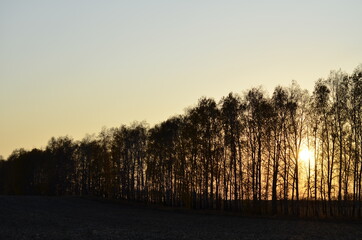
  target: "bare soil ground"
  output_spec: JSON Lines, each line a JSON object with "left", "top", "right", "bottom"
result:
{"left": 0, "top": 196, "right": 361, "bottom": 240}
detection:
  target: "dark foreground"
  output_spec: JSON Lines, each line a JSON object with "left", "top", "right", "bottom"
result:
{"left": 0, "top": 196, "right": 361, "bottom": 240}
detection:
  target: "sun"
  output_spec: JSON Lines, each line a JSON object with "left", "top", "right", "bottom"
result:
{"left": 299, "top": 148, "right": 314, "bottom": 165}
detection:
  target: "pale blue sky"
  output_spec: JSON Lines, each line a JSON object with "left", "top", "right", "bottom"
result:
{"left": 1, "top": 0, "right": 361, "bottom": 158}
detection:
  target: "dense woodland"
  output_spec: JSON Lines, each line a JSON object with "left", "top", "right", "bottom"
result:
{"left": 1, "top": 66, "right": 362, "bottom": 217}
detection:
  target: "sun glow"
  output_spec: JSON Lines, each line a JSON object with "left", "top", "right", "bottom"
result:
{"left": 299, "top": 148, "right": 315, "bottom": 166}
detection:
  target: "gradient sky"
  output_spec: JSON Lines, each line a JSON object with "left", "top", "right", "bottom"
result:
{"left": 1, "top": 0, "right": 361, "bottom": 158}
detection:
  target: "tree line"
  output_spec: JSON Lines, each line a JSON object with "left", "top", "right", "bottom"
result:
{"left": 1, "top": 65, "right": 361, "bottom": 217}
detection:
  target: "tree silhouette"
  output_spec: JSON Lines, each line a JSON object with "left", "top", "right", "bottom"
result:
{"left": 1, "top": 65, "right": 362, "bottom": 217}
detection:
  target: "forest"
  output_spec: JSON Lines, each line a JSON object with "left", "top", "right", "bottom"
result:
{"left": 1, "top": 65, "right": 361, "bottom": 218}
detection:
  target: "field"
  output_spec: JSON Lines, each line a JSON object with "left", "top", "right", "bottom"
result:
{"left": 0, "top": 196, "right": 361, "bottom": 240}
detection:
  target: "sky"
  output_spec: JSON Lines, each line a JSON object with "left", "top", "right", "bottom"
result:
{"left": 1, "top": 0, "right": 361, "bottom": 159}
